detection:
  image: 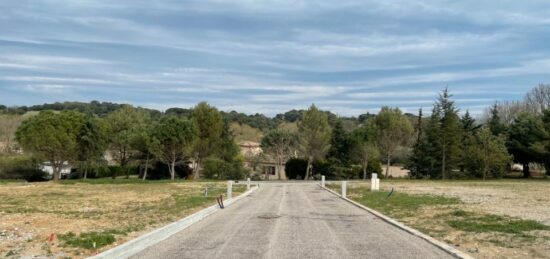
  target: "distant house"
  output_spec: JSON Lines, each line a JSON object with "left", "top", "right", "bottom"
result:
{"left": 239, "top": 141, "right": 287, "bottom": 180}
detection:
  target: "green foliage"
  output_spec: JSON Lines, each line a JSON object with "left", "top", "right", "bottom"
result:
{"left": 76, "top": 116, "right": 108, "bottom": 179}
{"left": 15, "top": 110, "right": 85, "bottom": 180}
{"left": 0, "top": 154, "right": 45, "bottom": 181}
{"left": 218, "top": 119, "right": 241, "bottom": 163}
{"left": 488, "top": 103, "right": 507, "bottom": 136}
{"left": 202, "top": 158, "right": 247, "bottom": 180}
{"left": 447, "top": 213, "right": 549, "bottom": 234}
{"left": 59, "top": 230, "right": 117, "bottom": 249}
{"left": 191, "top": 102, "right": 223, "bottom": 178}
{"left": 463, "top": 127, "right": 511, "bottom": 179}
{"left": 335, "top": 186, "right": 460, "bottom": 217}
{"left": 327, "top": 120, "right": 353, "bottom": 167}
{"left": 407, "top": 89, "right": 465, "bottom": 179}
{"left": 506, "top": 113, "right": 546, "bottom": 177}
{"left": 371, "top": 106, "right": 413, "bottom": 177}
{"left": 105, "top": 105, "right": 151, "bottom": 178}
{"left": 261, "top": 128, "right": 296, "bottom": 180}
{"left": 298, "top": 104, "right": 332, "bottom": 179}
{"left": 151, "top": 116, "right": 196, "bottom": 180}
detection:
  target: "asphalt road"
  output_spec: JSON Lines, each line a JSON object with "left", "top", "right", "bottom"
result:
{"left": 132, "top": 182, "right": 454, "bottom": 259}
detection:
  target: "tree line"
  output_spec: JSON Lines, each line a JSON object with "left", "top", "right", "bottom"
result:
{"left": 2, "top": 84, "right": 550, "bottom": 181}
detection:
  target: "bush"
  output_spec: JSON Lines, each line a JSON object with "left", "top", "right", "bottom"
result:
{"left": 146, "top": 161, "right": 192, "bottom": 180}
{"left": 202, "top": 158, "right": 247, "bottom": 180}
{"left": 0, "top": 155, "right": 46, "bottom": 181}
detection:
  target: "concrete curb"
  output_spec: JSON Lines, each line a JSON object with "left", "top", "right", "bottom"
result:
{"left": 319, "top": 184, "right": 474, "bottom": 259}
{"left": 88, "top": 186, "right": 259, "bottom": 259}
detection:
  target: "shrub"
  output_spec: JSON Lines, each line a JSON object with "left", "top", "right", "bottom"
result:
{"left": 285, "top": 158, "right": 307, "bottom": 180}
{"left": 146, "top": 161, "right": 192, "bottom": 180}
{"left": 0, "top": 155, "right": 46, "bottom": 181}
{"left": 202, "top": 158, "right": 247, "bottom": 180}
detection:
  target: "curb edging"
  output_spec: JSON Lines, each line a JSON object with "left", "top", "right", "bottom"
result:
{"left": 88, "top": 186, "right": 259, "bottom": 259}
{"left": 319, "top": 184, "right": 473, "bottom": 259}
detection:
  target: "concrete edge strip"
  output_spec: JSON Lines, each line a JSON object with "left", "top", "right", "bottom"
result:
{"left": 318, "top": 184, "right": 474, "bottom": 259}
{"left": 88, "top": 186, "right": 259, "bottom": 259}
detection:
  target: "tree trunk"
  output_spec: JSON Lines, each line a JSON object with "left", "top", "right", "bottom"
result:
{"left": 193, "top": 157, "right": 202, "bottom": 180}
{"left": 142, "top": 153, "right": 149, "bottom": 181}
{"left": 170, "top": 161, "right": 176, "bottom": 180}
{"left": 52, "top": 164, "right": 60, "bottom": 181}
{"left": 83, "top": 167, "right": 88, "bottom": 180}
{"left": 441, "top": 145, "right": 446, "bottom": 180}
{"left": 363, "top": 161, "right": 368, "bottom": 180}
{"left": 277, "top": 157, "right": 282, "bottom": 180}
{"left": 304, "top": 156, "right": 313, "bottom": 180}
{"left": 522, "top": 162, "right": 530, "bottom": 178}
{"left": 385, "top": 153, "right": 391, "bottom": 178}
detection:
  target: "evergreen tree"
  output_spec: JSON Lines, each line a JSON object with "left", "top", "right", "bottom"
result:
{"left": 327, "top": 120, "right": 353, "bottom": 167}
{"left": 437, "top": 88, "right": 462, "bottom": 179}
{"left": 488, "top": 103, "right": 507, "bottom": 136}
{"left": 506, "top": 113, "right": 546, "bottom": 178}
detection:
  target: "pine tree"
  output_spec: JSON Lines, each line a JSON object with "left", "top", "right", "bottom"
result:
{"left": 488, "top": 103, "right": 506, "bottom": 136}
{"left": 437, "top": 88, "right": 462, "bottom": 179}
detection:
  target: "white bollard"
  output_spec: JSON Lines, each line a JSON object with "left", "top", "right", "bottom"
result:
{"left": 247, "top": 178, "right": 251, "bottom": 190}
{"left": 227, "top": 181, "right": 233, "bottom": 199}
{"left": 371, "top": 173, "right": 378, "bottom": 191}
{"left": 375, "top": 178, "right": 380, "bottom": 191}
{"left": 321, "top": 175, "right": 325, "bottom": 187}
{"left": 341, "top": 181, "right": 347, "bottom": 198}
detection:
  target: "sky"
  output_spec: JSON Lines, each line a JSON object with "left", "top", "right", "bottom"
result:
{"left": 1, "top": 0, "right": 550, "bottom": 117}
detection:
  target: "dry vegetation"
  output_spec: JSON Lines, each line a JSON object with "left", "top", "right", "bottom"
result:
{"left": 0, "top": 180, "right": 244, "bottom": 258}
{"left": 333, "top": 180, "right": 550, "bottom": 259}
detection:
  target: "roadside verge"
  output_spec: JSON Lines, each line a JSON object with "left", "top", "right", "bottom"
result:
{"left": 319, "top": 184, "right": 473, "bottom": 259}
{"left": 89, "top": 185, "right": 259, "bottom": 259}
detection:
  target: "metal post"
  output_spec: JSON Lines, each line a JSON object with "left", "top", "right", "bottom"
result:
{"left": 341, "top": 181, "right": 347, "bottom": 198}
{"left": 247, "top": 178, "right": 251, "bottom": 190}
{"left": 227, "top": 181, "right": 233, "bottom": 199}
{"left": 321, "top": 175, "right": 325, "bottom": 187}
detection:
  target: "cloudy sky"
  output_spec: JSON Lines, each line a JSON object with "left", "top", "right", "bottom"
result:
{"left": 1, "top": 1, "right": 550, "bottom": 116}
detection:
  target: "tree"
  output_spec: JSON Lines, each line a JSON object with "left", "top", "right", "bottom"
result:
{"left": 298, "top": 105, "right": 331, "bottom": 180}
{"left": 406, "top": 109, "right": 428, "bottom": 178}
{"left": 488, "top": 103, "right": 507, "bottom": 136}
{"left": 191, "top": 102, "right": 223, "bottom": 179}
{"left": 261, "top": 129, "right": 296, "bottom": 180}
{"left": 353, "top": 140, "right": 379, "bottom": 180}
{"left": 105, "top": 105, "right": 150, "bottom": 179}
{"left": 76, "top": 117, "right": 108, "bottom": 179}
{"left": 464, "top": 127, "right": 511, "bottom": 180}
{"left": 0, "top": 114, "right": 23, "bottom": 153}
{"left": 506, "top": 113, "right": 546, "bottom": 178}
{"left": 16, "top": 111, "right": 85, "bottom": 181}
{"left": 151, "top": 116, "right": 196, "bottom": 180}
{"left": 327, "top": 120, "right": 353, "bottom": 167}
{"left": 524, "top": 84, "right": 550, "bottom": 114}
{"left": 371, "top": 107, "right": 413, "bottom": 178}
{"left": 437, "top": 89, "right": 462, "bottom": 179}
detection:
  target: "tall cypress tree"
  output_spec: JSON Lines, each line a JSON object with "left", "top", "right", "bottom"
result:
{"left": 438, "top": 89, "right": 462, "bottom": 179}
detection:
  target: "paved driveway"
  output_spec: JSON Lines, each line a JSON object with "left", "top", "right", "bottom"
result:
{"left": 132, "top": 182, "right": 454, "bottom": 259}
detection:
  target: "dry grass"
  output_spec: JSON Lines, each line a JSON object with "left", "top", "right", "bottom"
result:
{"left": 0, "top": 180, "right": 244, "bottom": 258}
{"left": 336, "top": 179, "right": 550, "bottom": 259}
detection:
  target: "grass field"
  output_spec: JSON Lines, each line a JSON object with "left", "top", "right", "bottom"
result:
{"left": 0, "top": 180, "right": 246, "bottom": 258}
{"left": 327, "top": 179, "right": 550, "bottom": 259}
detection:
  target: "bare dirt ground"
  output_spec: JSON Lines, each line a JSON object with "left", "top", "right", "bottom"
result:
{"left": 0, "top": 181, "right": 242, "bottom": 258}
{"left": 346, "top": 179, "right": 550, "bottom": 259}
